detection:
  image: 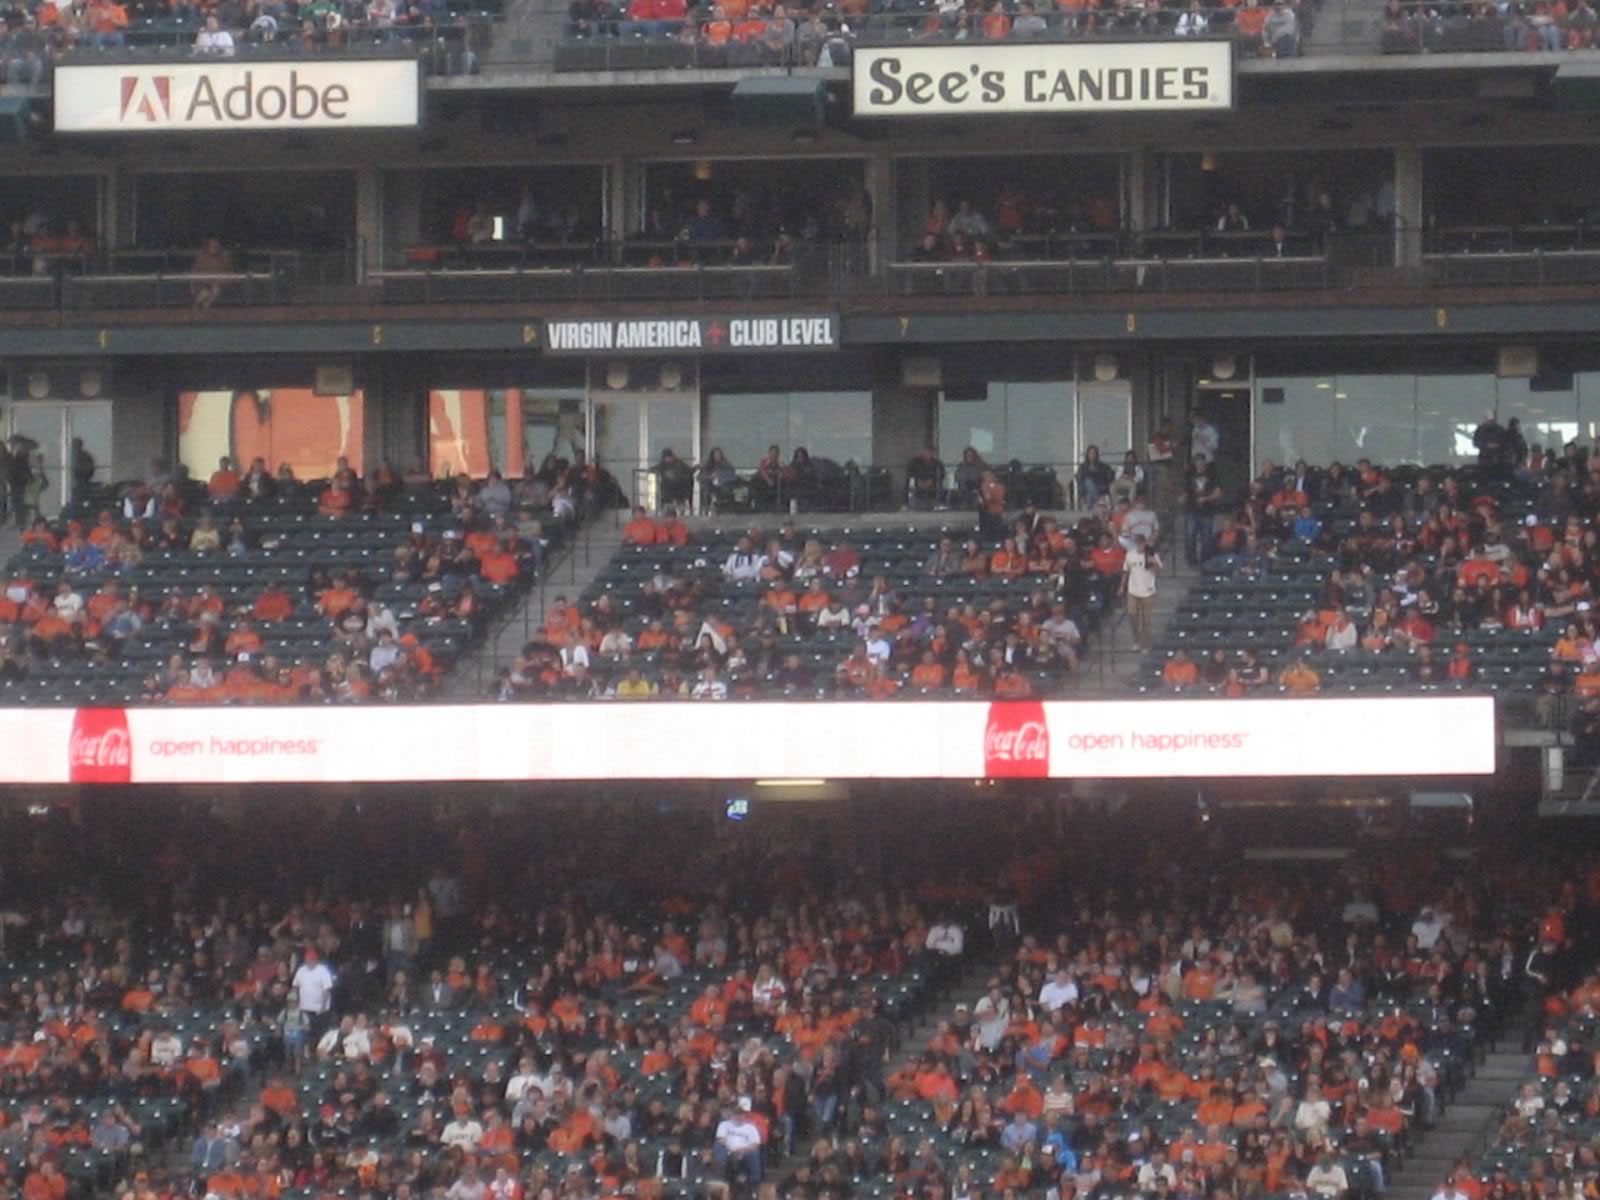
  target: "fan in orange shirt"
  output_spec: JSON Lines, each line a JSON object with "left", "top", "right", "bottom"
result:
{"left": 186, "top": 1042, "right": 223, "bottom": 1089}
{"left": 655, "top": 510, "right": 689, "bottom": 546}
{"left": 989, "top": 538, "right": 1027, "bottom": 579}
{"left": 260, "top": 1078, "right": 298, "bottom": 1118}
{"left": 994, "top": 666, "right": 1034, "bottom": 698}
{"left": 480, "top": 546, "right": 520, "bottom": 585}
{"left": 689, "top": 985, "right": 728, "bottom": 1028}
{"left": 318, "top": 479, "right": 356, "bottom": 517}
{"left": 1144, "top": 1002, "right": 1184, "bottom": 1043}
{"left": 913, "top": 1060, "right": 958, "bottom": 1102}
{"left": 1162, "top": 651, "right": 1199, "bottom": 688}
{"left": 910, "top": 652, "right": 947, "bottom": 690}
{"left": 253, "top": 586, "right": 294, "bottom": 622}
{"left": 1182, "top": 961, "right": 1219, "bottom": 1000}
{"left": 209, "top": 457, "right": 242, "bottom": 500}
{"left": 622, "top": 506, "right": 659, "bottom": 545}
{"left": 87, "top": 512, "right": 120, "bottom": 548}
{"left": 1002, "top": 1076, "right": 1044, "bottom": 1118}
{"left": 318, "top": 577, "right": 361, "bottom": 618}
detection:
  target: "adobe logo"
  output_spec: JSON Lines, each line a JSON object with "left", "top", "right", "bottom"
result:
{"left": 983, "top": 700, "right": 1050, "bottom": 779}
{"left": 120, "top": 75, "right": 172, "bottom": 123}
{"left": 69, "top": 708, "right": 133, "bottom": 784}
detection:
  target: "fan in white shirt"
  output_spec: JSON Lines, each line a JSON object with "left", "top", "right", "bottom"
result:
{"left": 925, "top": 922, "right": 964, "bottom": 956}
{"left": 722, "top": 538, "right": 768, "bottom": 582}
{"left": 442, "top": 1115, "right": 484, "bottom": 1150}
{"left": 1038, "top": 971, "right": 1080, "bottom": 1014}
{"left": 291, "top": 953, "right": 334, "bottom": 1015}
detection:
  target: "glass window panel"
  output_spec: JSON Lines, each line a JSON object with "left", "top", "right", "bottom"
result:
{"left": 1077, "top": 383, "right": 1133, "bottom": 463}
{"left": 518, "top": 391, "right": 586, "bottom": 476}
{"left": 179, "top": 388, "right": 365, "bottom": 479}
{"left": 705, "top": 394, "right": 789, "bottom": 472}
{"left": 1416, "top": 374, "right": 1496, "bottom": 466}
{"left": 1576, "top": 373, "right": 1600, "bottom": 447}
{"left": 592, "top": 394, "right": 641, "bottom": 479}
{"left": 1255, "top": 377, "right": 1339, "bottom": 467}
{"left": 1497, "top": 375, "right": 1577, "bottom": 461}
{"left": 430, "top": 389, "right": 491, "bottom": 478}
{"left": 938, "top": 389, "right": 1008, "bottom": 464}
{"left": 1333, "top": 375, "right": 1416, "bottom": 466}
{"left": 646, "top": 396, "right": 696, "bottom": 470}
{"left": 1003, "top": 382, "right": 1076, "bottom": 471}
{"left": 786, "top": 392, "right": 872, "bottom": 467}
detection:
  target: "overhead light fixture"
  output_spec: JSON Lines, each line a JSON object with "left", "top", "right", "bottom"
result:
{"left": 1200, "top": 151, "right": 1217, "bottom": 172}
{"left": 1093, "top": 353, "right": 1119, "bottom": 382}
{"left": 605, "top": 362, "right": 629, "bottom": 391}
{"left": 26, "top": 370, "right": 49, "bottom": 399}
{"left": 1212, "top": 355, "right": 1237, "bottom": 381}
{"left": 659, "top": 363, "right": 684, "bottom": 391}
{"left": 693, "top": 160, "right": 714, "bottom": 182}
{"left": 671, "top": 131, "right": 698, "bottom": 146}
{"left": 755, "top": 779, "right": 828, "bottom": 788}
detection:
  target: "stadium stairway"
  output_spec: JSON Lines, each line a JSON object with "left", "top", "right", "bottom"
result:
{"left": 1067, "top": 552, "right": 1191, "bottom": 691}
{"left": 764, "top": 953, "right": 995, "bottom": 1188}
{"left": 445, "top": 509, "right": 626, "bottom": 697}
{"left": 1383, "top": 1019, "right": 1531, "bottom": 1200}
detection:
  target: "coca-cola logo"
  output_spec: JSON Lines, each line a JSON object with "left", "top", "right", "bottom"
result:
{"left": 68, "top": 708, "right": 133, "bottom": 784}
{"left": 983, "top": 701, "right": 1051, "bottom": 779}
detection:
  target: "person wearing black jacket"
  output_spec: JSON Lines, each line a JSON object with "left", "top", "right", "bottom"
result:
{"left": 1522, "top": 937, "right": 1558, "bottom": 1047}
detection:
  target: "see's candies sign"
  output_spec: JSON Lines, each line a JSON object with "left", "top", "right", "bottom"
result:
{"left": 54, "top": 60, "right": 421, "bottom": 133}
{"left": 852, "top": 42, "right": 1234, "bottom": 118}
{"left": 0, "top": 697, "right": 1495, "bottom": 785}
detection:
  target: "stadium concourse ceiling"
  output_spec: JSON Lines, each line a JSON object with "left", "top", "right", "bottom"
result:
{"left": 4, "top": 296, "right": 1600, "bottom": 356}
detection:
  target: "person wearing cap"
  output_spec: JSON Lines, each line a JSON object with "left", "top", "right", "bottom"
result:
{"left": 713, "top": 1097, "right": 764, "bottom": 1184}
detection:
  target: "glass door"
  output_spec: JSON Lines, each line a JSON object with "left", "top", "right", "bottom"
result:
{"left": 6, "top": 400, "right": 114, "bottom": 515}
{"left": 589, "top": 392, "right": 642, "bottom": 507}
{"left": 1077, "top": 382, "right": 1133, "bottom": 460}
{"left": 586, "top": 383, "right": 700, "bottom": 512}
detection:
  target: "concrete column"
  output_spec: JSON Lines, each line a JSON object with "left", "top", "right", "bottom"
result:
{"left": 382, "top": 169, "right": 423, "bottom": 263}
{"left": 355, "top": 164, "right": 382, "bottom": 279}
{"left": 100, "top": 166, "right": 118, "bottom": 251}
{"left": 1126, "top": 148, "right": 1151, "bottom": 232}
{"left": 609, "top": 158, "right": 634, "bottom": 247}
{"left": 864, "top": 151, "right": 893, "bottom": 274}
{"left": 1394, "top": 144, "right": 1423, "bottom": 269}
{"left": 110, "top": 365, "right": 171, "bottom": 484}
{"left": 363, "top": 356, "right": 428, "bottom": 475}
{"left": 896, "top": 158, "right": 932, "bottom": 261}
{"left": 113, "top": 170, "right": 137, "bottom": 248}
{"left": 872, "top": 384, "right": 936, "bottom": 495}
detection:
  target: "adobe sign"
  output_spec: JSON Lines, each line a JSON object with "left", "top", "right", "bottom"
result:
{"left": 54, "top": 59, "right": 421, "bottom": 132}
